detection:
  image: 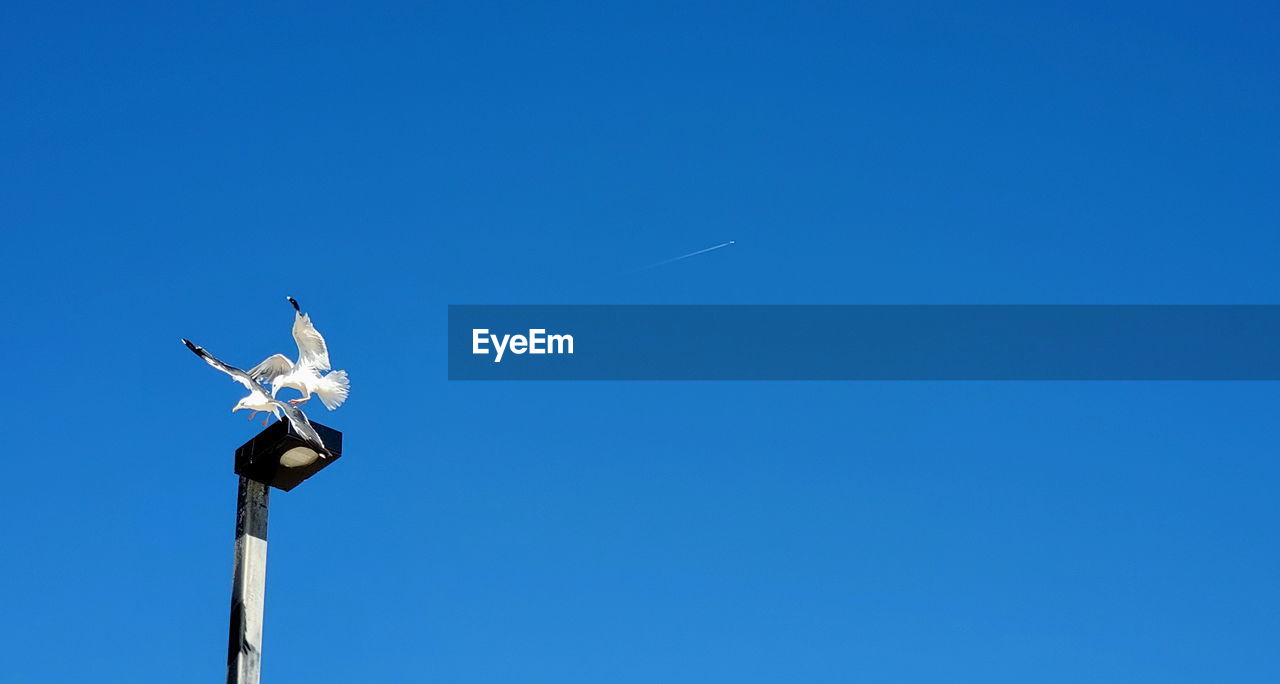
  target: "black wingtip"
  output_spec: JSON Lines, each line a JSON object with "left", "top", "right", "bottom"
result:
{"left": 181, "top": 338, "right": 204, "bottom": 356}
{"left": 286, "top": 296, "right": 300, "bottom": 312}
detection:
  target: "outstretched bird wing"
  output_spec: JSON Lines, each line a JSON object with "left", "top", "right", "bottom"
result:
{"left": 249, "top": 353, "right": 294, "bottom": 384}
{"left": 269, "top": 399, "right": 329, "bottom": 458}
{"left": 287, "top": 297, "right": 331, "bottom": 371}
{"left": 182, "top": 339, "right": 261, "bottom": 393}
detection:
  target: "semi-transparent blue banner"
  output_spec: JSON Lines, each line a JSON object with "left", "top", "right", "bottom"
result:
{"left": 448, "top": 305, "right": 1280, "bottom": 380}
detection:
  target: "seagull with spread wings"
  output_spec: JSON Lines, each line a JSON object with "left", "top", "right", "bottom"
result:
{"left": 181, "top": 338, "right": 331, "bottom": 457}
{"left": 249, "top": 297, "right": 350, "bottom": 409}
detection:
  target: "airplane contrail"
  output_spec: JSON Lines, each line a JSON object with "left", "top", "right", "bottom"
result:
{"left": 636, "top": 240, "right": 736, "bottom": 271}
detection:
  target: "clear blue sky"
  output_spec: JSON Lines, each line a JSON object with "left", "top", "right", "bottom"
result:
{"left": 3, "top": 2, "right": 1278, "bottom": 682}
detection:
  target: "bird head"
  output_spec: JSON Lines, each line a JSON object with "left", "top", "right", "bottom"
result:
{"left": 231, "top": 399, "right": 248, "bottom": 413}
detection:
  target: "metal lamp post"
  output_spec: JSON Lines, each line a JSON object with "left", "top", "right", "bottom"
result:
{"left": 227, "top": 418, "right": 343, "bottom": 684}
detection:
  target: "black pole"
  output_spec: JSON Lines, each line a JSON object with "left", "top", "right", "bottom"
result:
{"left": 227, "top": 476, "right": 269, "bottom": 684}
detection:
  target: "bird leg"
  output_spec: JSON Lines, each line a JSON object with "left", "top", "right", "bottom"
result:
{"left": 246, "top": 411, "right": 258, "bottom": 421}
{"left": 263, "top": 416, "right": 270, "bottom": 427}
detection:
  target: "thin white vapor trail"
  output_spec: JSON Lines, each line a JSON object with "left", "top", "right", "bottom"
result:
{"left": 637, "top": 240, "right": 736, "bottom": 271}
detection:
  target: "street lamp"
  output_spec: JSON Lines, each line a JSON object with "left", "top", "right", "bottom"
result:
{"left": 228, "top": 419, "right": 344, "bottom": 684}
{"left": 235, "top": 417, "right": 344, "bottom": 491}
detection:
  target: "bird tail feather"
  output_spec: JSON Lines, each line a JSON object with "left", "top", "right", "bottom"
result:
{"left": 315, "top": 370, "right": 349, "bottom": 410}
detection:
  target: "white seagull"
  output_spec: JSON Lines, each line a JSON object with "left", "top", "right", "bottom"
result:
{"left": 249, "top": 297, "right": 350, "bottom": 409}
{"left": 182, "top": 339, "right": 331, "bottom": 457}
